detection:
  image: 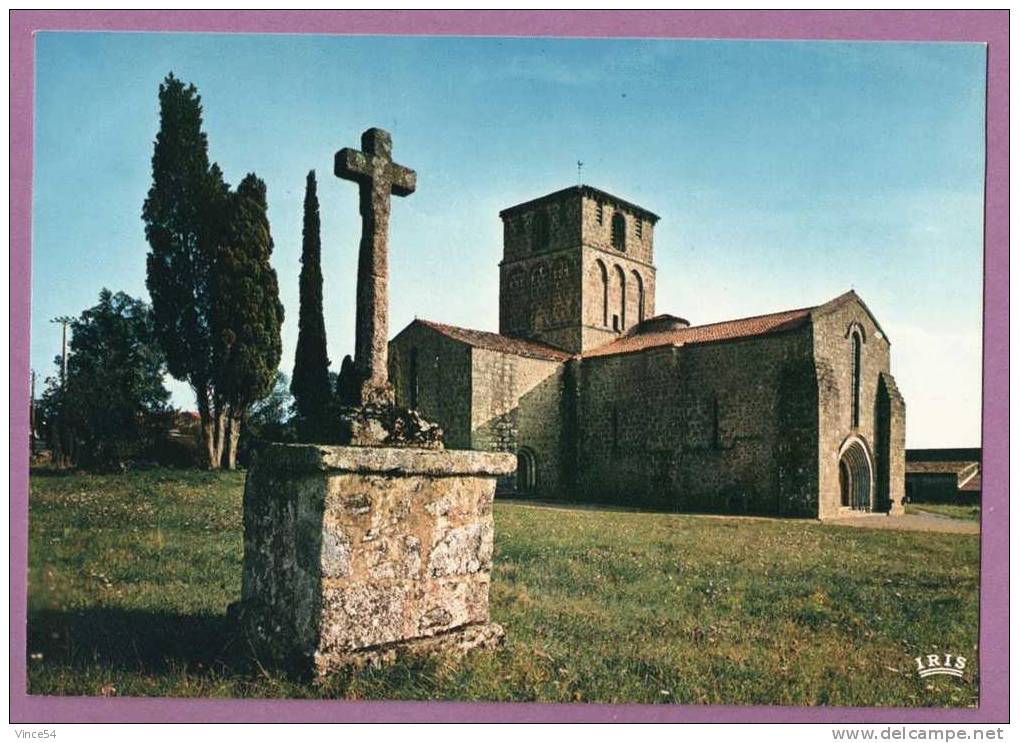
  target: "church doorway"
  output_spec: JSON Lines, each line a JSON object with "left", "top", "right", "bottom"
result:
{"left": 516, "top": 448, "right": 538, "bottom": 494}
{"left": 838, "top": 437, "right": 873, "bottom": 511}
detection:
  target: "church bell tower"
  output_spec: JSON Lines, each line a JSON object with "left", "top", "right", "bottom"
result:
{"left": 498, "top": 185, "right": 659, "bottom": 354}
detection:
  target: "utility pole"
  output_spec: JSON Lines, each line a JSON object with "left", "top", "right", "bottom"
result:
{"left": 29, "top": 368, "right": 36, "bottom": 455}
{"left": 49, "top": 315, "right": 74, "bottom": 467}
{"left": 50, "top": 316, "right": 73, "bottom": 387}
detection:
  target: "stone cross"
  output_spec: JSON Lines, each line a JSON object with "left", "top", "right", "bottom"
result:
{"left": 335, "top": 127, "right": 416, "bottom": 406}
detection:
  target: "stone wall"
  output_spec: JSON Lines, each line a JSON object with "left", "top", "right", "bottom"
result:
{"left": 236, "top": 444, "right": 515, "bottom": 676}
{"left": 811, "top": 298, "right": 904, "bottom": 518}
{"left": 578, "top": 191, "right": 655, "bottom": 265}
{"left": 501, "top": 191, "right": 584, "bottom": 263}
{"left": 470, "top": 348, "right": 565, "bottom": 494}
{"left": 389, "top": 324, "right": 473, "bottom": 449}
{"left": 499, "top": 249, "right": 583, "bottom": 353}
{"left": 575, "top": 327, "right": 820, "bottom": 515}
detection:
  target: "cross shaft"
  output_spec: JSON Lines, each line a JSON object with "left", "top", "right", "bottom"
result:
{"left": 335, "top": 128, "right": 416, "bottom": 406}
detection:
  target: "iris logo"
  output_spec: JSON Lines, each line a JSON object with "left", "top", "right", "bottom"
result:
{"left": 914, "top": 653, "right": 967, "bottom": 679}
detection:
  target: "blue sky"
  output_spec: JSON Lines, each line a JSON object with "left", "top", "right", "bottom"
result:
{"left": 32, "top": 33, "right": 986, "bottom": 447}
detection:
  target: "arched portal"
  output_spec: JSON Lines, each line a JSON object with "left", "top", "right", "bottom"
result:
{"left": 516, "top": 448, "right": 538, "bottom": 494}
{"left": 838, "top": 437, "right": 873, "bottom": 511}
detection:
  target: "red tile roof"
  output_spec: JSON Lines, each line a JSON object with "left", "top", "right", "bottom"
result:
{"left": 583, "top": 306, "right": 814, "bottom": 359}
{"left": 407, "top": 291, "right": 868, "bottom": 364}
{"left": 413, "top": 319, "right": 573, "bottom": 361}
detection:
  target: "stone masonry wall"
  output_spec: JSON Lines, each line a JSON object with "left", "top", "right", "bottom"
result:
{"left": 501, "top": 191, "right": 584, "bottom": 263}
{"left": 237, "top": 444, "right": 515, "bottom": 677}
{"left": 499, "top": 249, "right": 583, "bottom": 353}
{"left": 811, "top": 299, "right": 904, "bottom": 518}
{"left": 578, "top": 191, "right": 655, "bottom": 265}
{"left": 389, "top": 324, "right": 473, "bottom": 449}
{"left": 575, "top": 327, "right": 819, "bottom": 515}
{"left": 470, "top": 347, "right": 565, "bottom": 494}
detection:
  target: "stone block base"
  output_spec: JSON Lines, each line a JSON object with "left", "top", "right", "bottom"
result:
{"left": 314, "top": 621, "right": 505, "bottom": 675}
{"left": 234, "top": 443, "right": 515, "bottom": 678}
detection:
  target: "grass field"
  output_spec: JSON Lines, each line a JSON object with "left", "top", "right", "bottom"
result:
{"left": 27, "top": 469, "right": 979, "bottom": 706}
{"left": 906, "top": 503, "right": 981, "bottom": 522}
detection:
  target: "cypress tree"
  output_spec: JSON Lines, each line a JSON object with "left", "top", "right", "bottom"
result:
{"left": 291, "top": 170, "right": 333, "bottom": 440}
{"left": 142, "top": 72, "right": 230, "bottom": 468}
{"left": 335, "top": 354, "right": 359, "bottom": 407}
{"left": 213, "top": 173, "right": 285, "bottom": 469}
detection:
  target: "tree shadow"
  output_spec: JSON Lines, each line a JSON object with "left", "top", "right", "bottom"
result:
{"left": 27, "top": 607, "right": 247, "bottom": 675}
{"left": 28, "top": 467, "right": 80, "bottom": 479}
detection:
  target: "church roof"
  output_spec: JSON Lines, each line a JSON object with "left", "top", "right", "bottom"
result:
{"left": 499, "top": 185, "right": 660, "bottom": 223}
{"left": 584, "top": 306, "right": 812, "bottom": 358}
{"left": 584, "top": 291, "right": 870, "bottom": 359}
{"left": 411, "top": 319, "right": 573, "bottom": 361}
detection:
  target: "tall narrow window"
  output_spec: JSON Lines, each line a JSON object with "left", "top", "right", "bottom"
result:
{"left": 596, "top": 201, "right": 604, "bottom": 225}
{"left": 632, "top": 270, "right": 645, "bottom": 324}
{"left": 635, "top": 218, "right": 643, "bottom": 239}
{"left": 409, "top": 347, "right": 419, "bottom": 410}
{"left": 614, "top": 264, "right": 626, "bottom": 329}
{"left": 851, "top": 331, "right": 862, "bottom": 428}
{"left": 595, "top": 259, "right": 609, "bottom": 327}
{"left": 612, "top": 212, "right": 626, "bottom": 251}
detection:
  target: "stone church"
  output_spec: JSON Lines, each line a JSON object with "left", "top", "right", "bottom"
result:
{"left": 389, "top": 185, "right": 905, "bottom": 519}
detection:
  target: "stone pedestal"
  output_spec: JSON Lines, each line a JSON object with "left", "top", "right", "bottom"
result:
{"left": 231, "top": 443, "right": 516, "bottom": 677}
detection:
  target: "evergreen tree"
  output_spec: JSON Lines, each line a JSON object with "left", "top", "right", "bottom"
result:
{"left": 142, "top": 73, "right": 230, "bottom": 468}
{"left": 335, "top": 354, "right": 359, "bottom": 406}
{"left": 213, "top": 173, "right": 285, "bottom": 469}
{"left": 291, "top": 170, "right": 333, "bottom": 440}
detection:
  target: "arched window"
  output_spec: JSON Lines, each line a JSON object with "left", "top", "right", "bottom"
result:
{"left": 409, "top": 347, "right": 419, "bottom": 409}
{"left": 593, "top": 259, "right": 608, "bottom": 327}
{"left": 612, "top": 212, "right": 626, "bottom": 251}
{"left": 851, "top": 329, "right": 863, "bottom": 428}
{"left": 613, "top": 264, "right": 627, "bottom": 330}
{"left": 516, "top": 448, "right": 538, "bottom": 493}
{"left": 631, "top": 270, "right": 645, "bottom": 324}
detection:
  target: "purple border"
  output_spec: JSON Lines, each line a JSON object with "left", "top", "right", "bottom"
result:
{"left": 9, "top": 10, "right": 1008, "bottom": 724}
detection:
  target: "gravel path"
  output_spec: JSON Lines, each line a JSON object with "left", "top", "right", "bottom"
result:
{"left": 824, "top": 512, "right": 979, "bottom": 534}
{"left": 501, "top": 499, "right": 980, "bottom": 534}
